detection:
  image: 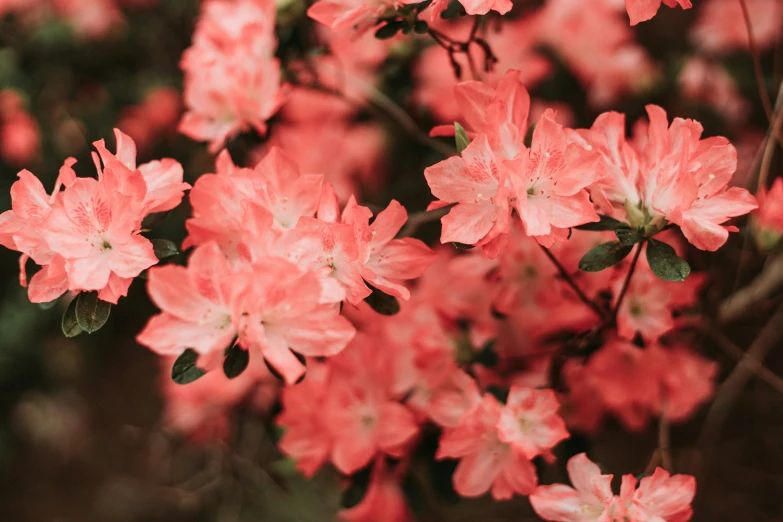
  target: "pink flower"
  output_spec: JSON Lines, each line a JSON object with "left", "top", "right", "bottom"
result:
{"left": 625, "top": 0, "right": 691, "bottom": 25}
{"left": 233, "top": 256, "right": 356, "bottom": 384}
{"left": 457, "top": 0, "right": 511, "bottom": 15}
{"left": 754, "top": 178, "right": 783, "bottom": 249}
{"left": 510, "top": 109, "right": 601, "bottom": 244}
{"left": 573, "top": 106, "right": 757, "bottom": 251}
{"left": 179, "top": 0, "right": 284, "bottom": 151}
{"left": 497, "top": 386, "right": 569, "bottom": 460}
{"left": 619, "top": 467, "right": 696, "bottom": 521}
{"left": 530, "top": 453, "right": 616, "bottom": 521}
{"left": 343, "top": 199, "right": 436, "bottom": 300}
{"left": 424, "top": 135, "right": 512, "bottom": 257}
{"left": 437, "top": 394, "right": 538, "bottom": 500}
{"left": 0, "top": 109, "right": 39, "bottom": 166}
{"left": 137, "top": 242, "right": 237, "bottom": 357}
{"left": 431, "top": 70, "right": 531, "bottom": 161}
{"left": 678, "top": 58, "right": 749, "bottom": 124}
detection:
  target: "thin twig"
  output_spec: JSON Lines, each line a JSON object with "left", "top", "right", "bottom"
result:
{"left": 398, "top": 203, "right": 456, "bottom": 238}
{"left": 539, "top": 245, "right": 606, "bottom": 319}
{"left": 758, "top": 79, "right": 783, "bottom": 192}
{"left": 701, "top": 324, "right": 783, "bottom": 394}
{"left": 611, "top": 242, "right": 644, "bottom": 320}
{"left": 719, "top": 253, "right": 783, "bottom": 322}
{"left": 739, "top": 0, "right": 775, "bottom": 123}
{"left": 658, "top": 401, "right": 672, "bottom": 471}
{"left": 695, "top": 303, "right": 783, "bottom": 487}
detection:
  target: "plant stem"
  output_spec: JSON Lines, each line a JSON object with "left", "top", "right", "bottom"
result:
{"left": 610, "top": 242, "right": 644, "bottom": 320}
{"left": 539, "top": 245, "right": 606, "bottom": 319}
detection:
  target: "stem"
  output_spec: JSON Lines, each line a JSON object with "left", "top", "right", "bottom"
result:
{"left": 539, "top": 245, "right": 605, "bottom": 319}
{"left": 398, "top": 203, "right": 456, "bottom": 238}
{"left": 738, "top": 0, "right": 775, "bottom": 123}
{"left": 610, "top": 242, "right": 644, "bottom": 320}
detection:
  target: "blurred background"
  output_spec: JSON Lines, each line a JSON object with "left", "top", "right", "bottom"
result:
{"left": 1, "top": 1, "right": 782, "bottom": 521}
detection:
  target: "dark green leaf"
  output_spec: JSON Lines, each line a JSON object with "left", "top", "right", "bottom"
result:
{"left": 474, "top": 340, "right": 499, "bottom": 367}
{"left": 614, "top": 228, "right": 642, "bottom": 246}
{"left": 171, "top": 348, "right": 207, "bottom": 384}
{"left": 223, "top": 344, "right": 249, "bottom": 379}
{"left": 413, "top": 20, "right": 428, "bottom": 34}
{"left": 61, "top": 297, "right": 83, "bottom": 338}
{"left": 454, "top": 122, "right": 469, "bottom": 154}
{"left": 340, "top": 464, "right": 373, "bottom": 509}
{"left": 451, "top": 242, "right": 475, "bottom": 250}
{"left": 364, "top": 283, "right": 400, "bottom": 315}
{"left": 39, "top": 297, "right": 61, "bottom": 310}
{"left": 151, "top": 238, "right": 179, "bottom": 261}
{"left": 578, "top": 241, "right": 633, "bottom": 272}
{"left": 74, "top": 291, "right": 111, "bottom": 334}
{"left": 439, "top": 0, "right": 466, "bottom": 19}
{"left": 576, "top": 215, "right": 629, "bottom": 231}
{"left": 646, "top": 238, "right": 691, "bottom": 282}
{"left": 486, "top": 384, "right": 509, "bottom": 403}
{"left": 374, "top": 21, "right": 403, "bottom": 39}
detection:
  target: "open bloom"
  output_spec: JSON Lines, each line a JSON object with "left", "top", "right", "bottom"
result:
{"left": 530, "top": 453, "right": 617, "bottom": 521}
{"left": 437, "top": 394, "right": 538, "bottom": 500}
{"left": 424, "top": 135, "right": 512, "bottom": 258}
{"left": 137, "top": 242, "right": 237, "bottom": 357}
{"left": 571, "top": 106, "right": 757, "bottom": 251}
{"left": 619, "top": 467, "right": 696, "bottom": 521}
{"left": 497, "top": 386, "right": 569, "bottom": 460}
{"left": 308, "top": 0, "right": 420, "bottom": 33}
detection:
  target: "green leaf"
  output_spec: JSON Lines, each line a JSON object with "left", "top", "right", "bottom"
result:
{"left": 614, "top": 228, "right": 642, "bottom": 246}
{"left": 576, "top": 215, "right": 629, "bottom": 231}
{"left": 646, "top": 238, "right": 690, "bottom": 282}
{"left": 451, "top": 242, "right": 475, "bottom": 250}
{"left": 340, "top": 464, "right": 373, "bottom": 509}
{"left": 413, "top": 20, "right": 429, "bottom": 34}
{"left": 474, "top": 340, "right": 499, "bottom": 367}
{"left": 374, "top": 20, "right": 403, "bottom": 39}
{"left": 61, "top": 298, "right": 83, "bottom": 338}
{"left": 440, "top": 0, "right": 466, "bottom": 19}
{"left": 364, "top": 283, "right": 400, "bottom": 315}
{"left": 151, "top": 238, "right": 179, "bottom": 261}
{"left": 171, "top": 348, "right": 207, "bottom": 384}
{"left": 74, "top": 291, "right": 111, "bottom": 334}
{"left": 223, "top": 344, "right": 249, "bottom": 379}
{"left": 454, "top": 122, "right": 470, "bottom": 154}
{"left": 264, "top": 352, "right": 307, "bottom": 383}
{"left": 578, "top": 241, "right": 633, "bottom": 272}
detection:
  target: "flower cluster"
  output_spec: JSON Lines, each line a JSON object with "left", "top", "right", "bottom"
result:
{"left": 137, "top": 147, "right": 436, "bottom": 383}
{"left": 179, "top": 0, "right": 285, "bottom": 152}
{"left": 0, "top": 129, "right": 189, "bottom": 304}
{"left": 531, "top": 453, "right": 696, "bottom": 522}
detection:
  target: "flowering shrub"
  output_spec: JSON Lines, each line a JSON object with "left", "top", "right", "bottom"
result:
{"left": 1, "top": 0, "right": 782, "bottom": 520}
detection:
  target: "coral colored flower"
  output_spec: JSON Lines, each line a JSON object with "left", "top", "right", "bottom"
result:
{"left": 619, "top": 467, "right": 696, "bottom": 522}
{"left": 0, "top": 104, "right": 39, "bottom": 165}
{"left": 137, "top": 242, "right": 237, "bottom": 357}
{"left": 458, "top": 0, "right": 511, "bottom": 15}
{"left": 573, "top": 106, "right": 757, "bottom": 251}
{"left": 437, "top": 394, "right": 538, "bottom": 500}
{"left": 179, "top": 0, "right": 284, "bottom": 151}
{"left": 625, "top": 0, "right": 691, "bottom": 25}
{"left": 431, "top": 70, "right": 531, "bottom": 161}
{"left": 648, "top": 344, "right": 716, "bottom": 422}
{"left": 233, "top": 256, "right": 355, "bottom": 384}
{"left": 497, "top": 386, "right": 569, "bottom": 460}
{"left": 184, "top": 148, "right": 323, "bottom": 258}
{"left": 530, "top": 453, "right": 616, "bottom": 521}
{"left": 510, "top": 110, "right": 601, "bottom": 244}
{"left": 343, "top": 199, "right": 436, "bottom": 300}
{"left": 753, "top": 178, "right": 783, "bottom": 249}
{"left": 678, "top": 58, "right": 749, "bottom": 124}
{"left": 424, "top": 135, "right": 512, "bottom": 257}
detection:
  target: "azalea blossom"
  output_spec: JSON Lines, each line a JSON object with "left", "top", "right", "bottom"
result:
{"left": 497, "top": 386, "right": 569, "bottom": 460}
{"left": 437, "top": 394, "right": 539, "bottom": 500}
{"left": 0, "top": 129, "right": 188, "bottom": 304}
{"left": 571, "top": 105, "right": 758, "bottom": 251}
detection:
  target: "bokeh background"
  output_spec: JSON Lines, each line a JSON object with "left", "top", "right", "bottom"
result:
{"left": 1, "top": 1, "right": 782, "bottom": 521}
